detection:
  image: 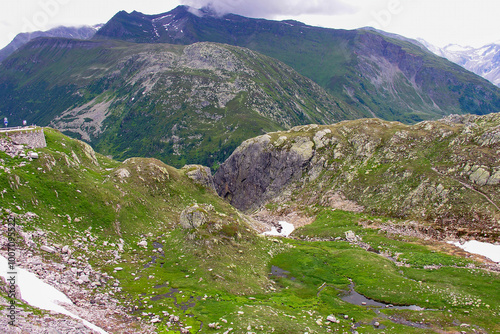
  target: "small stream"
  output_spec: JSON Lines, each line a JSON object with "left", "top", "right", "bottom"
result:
{"left": 340, "top": 281, "right": 429, "bottom": 329}
{"left": 144, "top": 242, "right": 165, "bottom": 269}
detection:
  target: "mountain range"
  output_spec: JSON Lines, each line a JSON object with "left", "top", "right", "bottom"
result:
{"left": 419, "top": 39, "right": 500, "bottom": 87}
{"left": 1, "top": 5, "right": 500, "bottom": 169}
{"left": 0, "top": 6, "right": 499, "bottom": 333}
{"left": 0, "top": 24, "right": 102, "bottom": 63}
{"left": 93, "top": 6, "right": 500, "bottom": 121}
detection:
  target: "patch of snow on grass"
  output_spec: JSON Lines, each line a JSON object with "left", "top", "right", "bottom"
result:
{"left": 0, "top": 255, "right": 108, "bottom": 333}
{"left": 262, "top": 221, "right": 295, "bottom": 237}
{"left": 449, "top": 240, "right": 500, "bottom": 263}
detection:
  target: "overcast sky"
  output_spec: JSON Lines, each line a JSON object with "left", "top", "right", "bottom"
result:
{"left": 1, "top": 0, "right": 500, "bottom": 50}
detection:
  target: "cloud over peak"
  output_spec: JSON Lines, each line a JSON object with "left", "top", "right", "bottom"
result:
{"left": 181, "top": 0, "right": 356, "bottom": 18}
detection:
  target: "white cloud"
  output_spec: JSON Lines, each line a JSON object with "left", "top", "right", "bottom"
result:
{"left": 180, "top": 0, "right": 356, "bottom": 18}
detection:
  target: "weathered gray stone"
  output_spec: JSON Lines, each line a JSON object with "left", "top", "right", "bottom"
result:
{"left": 487, "top": 171, "right": 500, "bottom": 185}
{"left": 182, "top": 164, "right": 216, "bottom": 192}
{"left": 41, "top": 245, "right": 56, "bottom": 253}
{"left": 179, "top": 204, "right": 209, "bottom": 229}
{"left": 469, "top": 167, "right": 490, "bottom": 186}
{"left": 115, "top": 168, "right": 130, "bottom": 179}
{"left": 326, "top": 315, "right": 337, "bottom": 323}
{"left": 214, "top": 134, "right": 315, "bottom": 211}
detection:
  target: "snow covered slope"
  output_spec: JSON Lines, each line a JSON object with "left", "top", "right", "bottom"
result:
{"left": 420, "top": 39, "right": 500, "bottom": 87}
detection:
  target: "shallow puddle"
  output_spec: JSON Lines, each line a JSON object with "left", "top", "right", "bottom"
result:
{"left": 269, "top": 265, "right": 296, "bottom": 280}
{"left": 340, "top": 282, "right": 424, "bottom": 311}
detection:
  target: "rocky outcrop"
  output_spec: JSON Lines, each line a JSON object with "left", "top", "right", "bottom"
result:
{"left": 179, "top": 204, "right": 213, "bottom": 229}
{"left": 214, "top": 115, "right": 500, "bottom": 240}
{"left": 215, "top": 133, "right": 316, "bottom": 211}
{"left": 181, "top": 165, "right": 216, "bottom": 192}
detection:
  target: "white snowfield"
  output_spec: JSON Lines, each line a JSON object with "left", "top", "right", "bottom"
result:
{"left": 0, "top": 255, "right": 108, "bottom": 334}
{"left": 448, "top": 240, "right": 500, "bottom": 263}
{"left": 262, "top": 221, "right": 295, "bottom": 237}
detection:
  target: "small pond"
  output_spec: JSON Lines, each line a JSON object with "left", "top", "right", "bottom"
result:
{"left": 340, "top": 282, "right": 424, "bottom": 311}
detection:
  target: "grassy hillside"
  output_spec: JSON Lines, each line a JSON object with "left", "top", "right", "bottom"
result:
{"left": 0, "top": 128, "right": 499, "bottom": 333}
{"left": 0, "top": 38, "right": 357, "bottom": 169}
{"left": 95, "top": 6, "right": 500, "bottom": 122}
{"left": 215, "top": 114, "right": 500, "bottom": 242}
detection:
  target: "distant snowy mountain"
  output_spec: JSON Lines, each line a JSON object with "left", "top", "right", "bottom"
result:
{"left": 0, "top": 25, "right": 102, "bottom": 63}
{"left": 419, "top": 39, "right": 500, "bottom": 87}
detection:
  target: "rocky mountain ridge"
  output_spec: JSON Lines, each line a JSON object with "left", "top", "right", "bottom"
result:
{"left": 0, "top": 38, "right": 354, "bottom": 168}
{"left": 418, "top": 39, "right": 500, "bottom": 87}
{"left": 93, "top": 5, "right": 500, "bottom": 122}
{"left": 0, "top": 25, "right": 101, "bottom": 63}
{"left": 215, "top": 113, "right": 500, "bottom": 242}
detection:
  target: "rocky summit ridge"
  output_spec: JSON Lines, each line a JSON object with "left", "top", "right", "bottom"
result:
{"left": 215, "top": 113, "right": 500, "bottom": 242}
{"left": 0, "top": 38, "right": 353, "bottom": 169}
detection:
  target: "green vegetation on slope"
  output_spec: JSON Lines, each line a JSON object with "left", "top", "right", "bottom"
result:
{"left": 95, "top": 6, "right": 500, "bottom": 122}
{"left": 216, "top": 114, "right": 500, "bottom": 242}
{"left": 0, "top": 38, "right": 356, "bottom": 170}
{"left": 0, "top": 129, "right": 498, "bottom": 333}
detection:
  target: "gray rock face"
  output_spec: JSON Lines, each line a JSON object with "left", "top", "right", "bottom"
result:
{"left": 214, "top": 133, "right": 316, "bottom": 211}
{"left": 182, "top": 165, "right": 216, "bottom": 192}
{"left": 41, "top": 245, "right": 56, "bottom": 253}
{"left": 179, "top": 204, "right": 211, "bottom": 229}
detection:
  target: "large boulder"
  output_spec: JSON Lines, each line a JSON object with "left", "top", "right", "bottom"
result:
{"left": 179, "top": 204, "right": 213, "bottom": 229}
{"left": 181, "top": 165, "right": 216, "bottom": 192}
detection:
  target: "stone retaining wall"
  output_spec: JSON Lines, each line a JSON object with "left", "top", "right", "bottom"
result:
{"left": 6, "top": 128, "right": 47, "bottom": 149}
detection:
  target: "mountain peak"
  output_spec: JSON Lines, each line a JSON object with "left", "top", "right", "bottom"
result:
{"left": 421, "top": 39, "right": 500, "bottom": 87}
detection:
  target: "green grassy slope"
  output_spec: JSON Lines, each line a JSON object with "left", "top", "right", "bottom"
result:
{"left": 0, "top": 129, "right": 499, "bottom": 333}
{"left": 215, "top": 114, "right": 500, "bottom": 241}
{"left": 0, "top": 38, "right": 357, "bottom": 169}
{"left": 94, "top": 6, "right": 500, "bottom": 122}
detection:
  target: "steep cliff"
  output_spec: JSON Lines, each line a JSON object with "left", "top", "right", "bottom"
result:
{"left": 215, "top": 114, "right": 500, "bottom": 240}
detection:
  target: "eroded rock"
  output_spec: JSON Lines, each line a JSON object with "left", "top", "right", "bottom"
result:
{"left": 179, "top": 204, "right": 213, "bottom": 229}
{"left": 182, "top": 164, "right": 216, "bottom": 192}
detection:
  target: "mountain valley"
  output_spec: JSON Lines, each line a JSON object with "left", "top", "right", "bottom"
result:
{"left": 2, "top": 6, "right": 500, "bottom": 171}
{"left": 0, "top": 5, "right": 499, "bottom": 334}
{"left": 0, "top": 117, "right": 499, "bottom": 333}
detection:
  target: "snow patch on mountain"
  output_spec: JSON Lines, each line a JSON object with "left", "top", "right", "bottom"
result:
{"left": 419, "top": 38, "right": 500, "bottom": 87}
